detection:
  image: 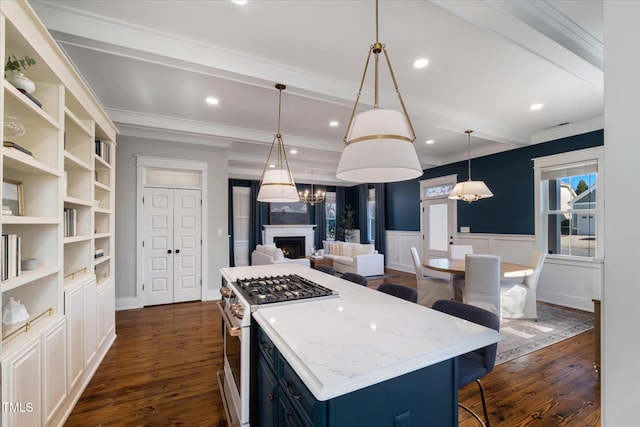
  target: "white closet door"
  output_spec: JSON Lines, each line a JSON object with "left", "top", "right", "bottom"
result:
{"left": 144, "top": 188, "right": 175, "bottom": 306}
{"left": 173, "top": 189, "right": 202, "bottom": 303}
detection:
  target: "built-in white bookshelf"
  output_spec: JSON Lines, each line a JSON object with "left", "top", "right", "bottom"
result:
{"left": 1, "top": 2, "right": 117, "bottom": 425}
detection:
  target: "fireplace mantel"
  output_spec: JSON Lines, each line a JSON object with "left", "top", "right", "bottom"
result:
{"left": 263, "top": 225, "right": 316, "bottom": 256}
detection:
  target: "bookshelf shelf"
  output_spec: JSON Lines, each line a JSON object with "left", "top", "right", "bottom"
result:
{"left": 1, "top": 2, "right": 117, "bottom": 425}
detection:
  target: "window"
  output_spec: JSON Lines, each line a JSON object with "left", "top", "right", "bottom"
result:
{"left": 367, "top": 188, "right": 375, "bottom": 242}
{"left": 325, "top": 192, "right": 336, "bottom": 240}
{"left": 534, "top": 147, "right": 603, "bottom": 259}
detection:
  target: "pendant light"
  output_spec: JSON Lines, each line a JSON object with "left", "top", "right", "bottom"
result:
{"left": 299, "top": 170, "right": 326, "bottom": 205}
{"left": 448, "top": 130, "right": 493, "bottom": 203}
{"left": 257, "top": 84, "right": 299, "bottom": 203}
{"left": 336, "top": 0, "right": 422, "bottom": 183}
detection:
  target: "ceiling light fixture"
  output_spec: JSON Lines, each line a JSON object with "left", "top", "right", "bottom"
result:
{"left": 425, "top": 139, "right": 435, "bottom": 145}
{"left": 289, "top": 149, "right": 298, "bottom": 154}
{"left": 530, "top": 103, "right": 544, "bottom": 111}
{"left": 329, "top": 121, "right": 339, "bottom": 127}
{"left": 299, "top": 170, "right": 326, "bottom": 206}
{"left": 448, "top": 130, "right": 493, "bottom": 203}
{"left": 206, "top": 97, "right": 219, "bottom": 105}
{"left": 257, "top": 84, "right": 299, "bottom": 203}
{"left": 413, "top": 58, "right": 429, "bottom": 69}
{"left": 336, "top": 0, "right": 422, "bottom": 183}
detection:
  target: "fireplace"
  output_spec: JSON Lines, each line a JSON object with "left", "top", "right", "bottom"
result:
{"left": 274, "top": 236, "right": 305, "bottom": 259}
{"left": 263, "top": 225, "right": 316, "bottom": 257}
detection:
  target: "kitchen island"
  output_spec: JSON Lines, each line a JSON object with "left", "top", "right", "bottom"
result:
{"left": 220, "top": 264, "right": 501, "bottom": 426}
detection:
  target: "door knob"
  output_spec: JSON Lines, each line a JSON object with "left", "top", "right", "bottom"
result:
{"left": 167, "top": 250, "right": 172, "bottom": 254}
{"left": 175, "top": 249, "right": 180, "bottom": 254}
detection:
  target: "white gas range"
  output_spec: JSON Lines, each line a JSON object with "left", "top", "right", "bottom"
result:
{"left": 217, "top": 266, "right": 338, "bottom": 426}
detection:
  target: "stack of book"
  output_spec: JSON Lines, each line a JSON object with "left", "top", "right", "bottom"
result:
{"left": 3, "top": 141, "right": 33, "bottom": 158}
{"left": 1, "top": 234, "right": 22, "bottom": 281}
{"left": 63, "top": 207, "right": 77, "bottom": 237}
{"left": 94, "top": 248, "right": 104, "bottom": 259}
{"left": 95, "top": 140, "right": 111, "bottom": 163}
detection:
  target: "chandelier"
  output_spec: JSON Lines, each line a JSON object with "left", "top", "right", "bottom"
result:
{"left": 299, "top": 171, "right": 325, "bottom": 205}
{"left": 448, "top": 130, "right": 493, "bottom": 203}
{"left": 335, "top": 0, "right": 422, "bottom": 183}
{"left": 257, "top": 84, "right": 299, "bottom": 203}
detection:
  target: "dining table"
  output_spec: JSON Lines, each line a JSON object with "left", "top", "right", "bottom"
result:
{"left": 423, "top": 257, "right": 534, "bottom": 301}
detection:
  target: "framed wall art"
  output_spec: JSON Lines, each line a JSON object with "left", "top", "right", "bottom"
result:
{"left": 2, "top": 179, "right": 24, "bottom": 216}
{"left": 269, "top": 201, "right": 308, "bottom": 225}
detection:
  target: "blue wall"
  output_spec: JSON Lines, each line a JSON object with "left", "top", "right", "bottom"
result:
{"left": 386, "top": 130, "right": 604, "bottom": 234}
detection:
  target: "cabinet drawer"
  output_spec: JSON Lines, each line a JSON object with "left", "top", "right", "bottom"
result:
{"left": 279, "top": 357, "right": 325, "bottom": 426}
{"left": 258, "top": 327, "right": 277, "bottom": 373}
{"left": 278, "top": 388, "right": 307, "bottom": 427}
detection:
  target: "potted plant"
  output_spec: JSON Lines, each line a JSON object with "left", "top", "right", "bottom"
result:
{"left": 338, "top": 204, "right": 356, "bottom": 242}
{"left": 5, "top": 54, "right": 36, "bottom": 94}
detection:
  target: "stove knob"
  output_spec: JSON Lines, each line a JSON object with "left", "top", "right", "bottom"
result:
{"left": 220, "top": 286, "right": 232, "bottom": 298}
{"left": 231, "top": 303, "right": 245, "bottom": 318}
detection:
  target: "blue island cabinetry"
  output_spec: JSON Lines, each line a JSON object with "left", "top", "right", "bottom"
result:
{"left": 256, "top": 326, "right": 457, "bottom": 426}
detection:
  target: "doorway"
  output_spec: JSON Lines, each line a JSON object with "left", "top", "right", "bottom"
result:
{"left": 143, "top": 188, "right": 202, "bottom": 305}
{"left": 420, "top": 175, "right": 457, "bottom": 279}
{"left": 135, "top": 155, "right": 208, "bottom": 308}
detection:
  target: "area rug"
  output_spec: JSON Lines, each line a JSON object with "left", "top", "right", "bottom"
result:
{"left": 496, "top": 303, "right": 594, "bottom": 365}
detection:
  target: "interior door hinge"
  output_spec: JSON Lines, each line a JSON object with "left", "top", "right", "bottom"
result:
{"left": 142, "top": 284, "right": 145, "bottom": 291}
{"left": 142, "top": 240, "right": 144, "bottom": 247}
{"left": 142, "top": 196, "right": 144, "bottom": 203}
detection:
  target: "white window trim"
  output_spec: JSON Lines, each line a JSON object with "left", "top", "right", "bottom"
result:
{"left": 368, "top": 188, "right": 375, "bottom": 243}
{"left": 325, "top": 192, "right": 337, "bottom": 241}
{"left": 533, "top": 146, "right": 604, "bottom": 261}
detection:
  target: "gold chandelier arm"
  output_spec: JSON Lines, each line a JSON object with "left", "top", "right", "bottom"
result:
{"left": 343, "top": 46, "right": 375, "bottom": 144}
{"left": 382, "top": 46, "right": 417, "bottom": 142}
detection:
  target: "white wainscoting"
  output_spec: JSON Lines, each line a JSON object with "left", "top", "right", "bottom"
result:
{"left": 537, "top": 257, "right": 602, "bottom": 312}
{"left": 385, "top": 231, "right": 422, "bottom": 273}
{"left": 385, "top": 231, "right": 601, "bottom": 312}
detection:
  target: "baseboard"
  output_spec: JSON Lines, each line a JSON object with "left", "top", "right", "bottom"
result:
{"left": 537, "top": 292, "right": 594, "bottom": 313}
{"left": 385, "top": 262, "right": 414, "bottom": 274}
{"left": 116, "top": 297, "right": 140, "bottom": 310}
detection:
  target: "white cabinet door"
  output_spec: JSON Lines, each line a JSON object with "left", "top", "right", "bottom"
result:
{"left": 65, "top": 282, "right": 84, "bottom": 391}
{"left": 2, "top": 339, "right": 42, "bottom": 427}
{"left": 84, "top": 279, "right": 98, "bottom": 369}
{"left": 43, "top": 318, "right": 68, "bottom": 425}
{"left": 97, "top": 280, "right": 116, "bottom": 350}
{"left": 143, "top": 188, "right": 202, "bottom": 305}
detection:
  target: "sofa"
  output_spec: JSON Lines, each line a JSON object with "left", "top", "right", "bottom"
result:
{"left": 251, "top": 244, "right": 310, "bottom": 267}
{"left": 321, "top": 240, "right": 384, "bottom": 276}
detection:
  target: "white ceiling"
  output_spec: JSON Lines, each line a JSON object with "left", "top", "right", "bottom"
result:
{"left": 29, "top": 0, "right": 603, "bottom": 186}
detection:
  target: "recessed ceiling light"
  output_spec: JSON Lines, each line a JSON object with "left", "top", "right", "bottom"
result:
{"left": 425, "top": 139, "right": 435, "bottom": 145}
{"left": 269, "top": 164, "right": 275, "bottom": 168}
{"left": 329, "top": 121, "right": 339, "bottom": 127}
{"left": 206, "top": 97, "right": 219, "bottom": 105}
{"left": 289, "top": 149, "right": 298, "bottom": 154}
{"left": 231, "top": 0, "right": 247, "bottom": 5}
{"left": 530, "top": 103, "right": 544, "bottom": 111}
{"left": 413, "top": 58, "right": 429, "bottom": 69}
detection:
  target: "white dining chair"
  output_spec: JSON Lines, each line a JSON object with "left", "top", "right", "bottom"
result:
{"left": 500, "top": 251, "right": 546, "bottom": 320}
{"left": 410, "top": 247, "right": 453, "bottom": 307}
{"left": 450, "top": 244, "right": 473, "bottom": 260}
{"left": 449, "top": 245, "right": 473, "bottom": 300}
{"left": 463, "top": 254, "right": 501, "bottom": 316}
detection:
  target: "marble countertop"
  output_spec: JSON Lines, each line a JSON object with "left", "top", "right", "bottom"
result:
{"left": 221, "top": 264, "right": 501, "bottom": 401}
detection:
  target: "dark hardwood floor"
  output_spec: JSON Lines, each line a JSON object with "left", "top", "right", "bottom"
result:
{"left": 65, "top": 269, "right": 600, "bottom": 426}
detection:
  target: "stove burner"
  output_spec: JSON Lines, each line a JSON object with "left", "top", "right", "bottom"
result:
{"left": 235, "top": 274, "right": 337, "bottom": 305}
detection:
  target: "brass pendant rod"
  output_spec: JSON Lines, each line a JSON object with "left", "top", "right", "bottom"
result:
{"left": 466, "top": 130, "right": 473, "bottom": 180}
{"left": 375, "top": 0, "right": 379, "bottom": 44}
{"left": 382, "top": 46, "right": 417, "bottom": 142}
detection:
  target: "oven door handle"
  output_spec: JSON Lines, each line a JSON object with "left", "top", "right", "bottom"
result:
{"left": 217, "top": 301, "right": 243, "bottom": 337}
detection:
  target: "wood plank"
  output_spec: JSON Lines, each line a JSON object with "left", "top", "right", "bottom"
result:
{"left": 65, "top": 269, "right": 600, "bottom": 426}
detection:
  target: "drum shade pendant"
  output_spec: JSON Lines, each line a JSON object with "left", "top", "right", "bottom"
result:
{"left": 336, "top": 0, "right": 422, "bottom": 183}
{"left": 448, "top": 130, "right": 493, "bottom": 203}
{"left": 257, "top": 84, "right": 299, "bottom": 203}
